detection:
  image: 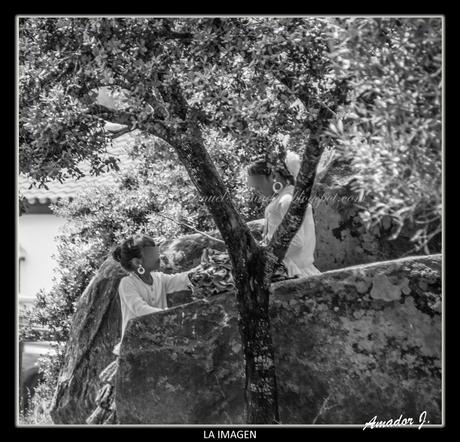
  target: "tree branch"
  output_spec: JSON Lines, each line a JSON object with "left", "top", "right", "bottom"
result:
{"left": 164, "top": 31, "right": 194, "bottom": 41}
{"left": 266, "top": 112, "right": 329, "bottom": 265}
{"left": 263, "top": 67, "right": 350, "bottom": 268}
{"left": 154, "top": 80, "right": 259, "bottom": 261}
{"left": 89, "top": 102, "right": 171, "bottom": 142}
{"left": 156, "top": 213, "right": 225, "bottom": 245}
{"left": 105, "top": 125, "right": 134, "bottom": 139}
{"left": 87, "top": 103, "right": 135, "bottom": 127}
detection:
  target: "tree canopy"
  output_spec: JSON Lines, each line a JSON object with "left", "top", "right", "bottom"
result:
{"left": 19, "top": 17, "right": 441, "bottom": 252}
{"left": 19, "top": 17, "right": 344, "bottom": 182}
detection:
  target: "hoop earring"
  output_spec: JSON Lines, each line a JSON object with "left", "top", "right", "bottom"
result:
{"left": 137, "top": 264, "right": 145, "bottom": 275}
{"left": 272, "top": 181, "right": 283, "bottom": 194}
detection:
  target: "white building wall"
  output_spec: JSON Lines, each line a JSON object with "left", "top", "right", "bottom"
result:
{"left": 18, "top": 214, "right": 66, "bottom": 309}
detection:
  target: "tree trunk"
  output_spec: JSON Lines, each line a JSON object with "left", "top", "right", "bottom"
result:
{"left": 167, "top": 134, "right": 281, "bottom": 422}
{"left": 240, "top": 297, "right": 279, "bottom": 423}
{"left": 231, "top": 247, "right": 281, "bottom": 423}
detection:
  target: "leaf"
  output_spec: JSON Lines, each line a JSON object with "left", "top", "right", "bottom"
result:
{"left": 337, "top": 119, "right": 343, "bottom": 133}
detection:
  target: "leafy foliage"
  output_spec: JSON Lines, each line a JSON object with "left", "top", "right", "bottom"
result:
{"left": 324, "top": 18, "right": 442, "bottom": 253}
{"left": 19, "top": 17, "right": 346, "bottom": 184}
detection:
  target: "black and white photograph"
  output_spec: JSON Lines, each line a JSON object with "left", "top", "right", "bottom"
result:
{"left": 16, "top": 15, "right": 443, "bottom": 431}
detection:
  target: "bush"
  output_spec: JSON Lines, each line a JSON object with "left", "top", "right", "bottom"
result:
{"left": 18, "top": 346, "right": 64, "bottom": 425}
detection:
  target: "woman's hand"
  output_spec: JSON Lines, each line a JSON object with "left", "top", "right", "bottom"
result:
{"left": 187, "top": 266, "right": 201, "bottom": 284}
{"left": 187, "top": 248, "right": 211, "bottom": 283}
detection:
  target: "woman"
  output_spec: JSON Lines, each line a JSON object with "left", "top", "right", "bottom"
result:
{"left": 111, "top": 234, "right": 203, "bottom": 356}
{"left": 87, "top": 234, "right": 205, "bottom": 424}
{"left": 247, "top": 151, "right": 321, "bottom": 278}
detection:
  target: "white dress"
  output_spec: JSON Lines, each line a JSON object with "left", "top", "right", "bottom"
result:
{"left": 264, "top": 184, "right": 321, "bottom": 278}
{"left": 113, "top": 270, "right": 192, "bottom": 355}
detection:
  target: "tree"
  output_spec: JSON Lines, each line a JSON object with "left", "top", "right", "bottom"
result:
{"left": 20, "top": 17, "right": 442, "bottom": 423}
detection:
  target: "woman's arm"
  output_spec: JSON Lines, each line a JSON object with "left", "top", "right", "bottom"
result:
{"left": 161, "top": 247, "right": 212, "bottom": 294}
{"left": 161, "top": 270, "right": 195, "bottom": 294}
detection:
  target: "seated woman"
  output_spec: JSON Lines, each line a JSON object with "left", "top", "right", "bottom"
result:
{"left": 111, "top": 234, "right": 203, "bottom": 356}
{"left": 247, "top": 151, "right": 321, "bottom": 278}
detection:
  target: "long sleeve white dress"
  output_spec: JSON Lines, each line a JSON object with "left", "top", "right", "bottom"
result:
{"left": 263, "top": 184, "right": 321, "bottom": 278}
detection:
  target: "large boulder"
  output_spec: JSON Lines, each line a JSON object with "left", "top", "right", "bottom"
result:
{"left": 49, "top": 258, "right": 125, "bottom": 424}
{"left": 115, "top": 254, "right": 441, "bottom": 424}
{"left": 310, "top": 154, "right": 433, "bottom": 272}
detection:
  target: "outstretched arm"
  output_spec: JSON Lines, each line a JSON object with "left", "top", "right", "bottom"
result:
{"left": 161, "top": 270, "right": 194, "bottom": 294}
{"left": 162, "top": 249, "right": 210, "bottom": 294}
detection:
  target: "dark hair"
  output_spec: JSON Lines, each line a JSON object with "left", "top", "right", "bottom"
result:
{"left": 247, "top": 158, "right": 272, "bottom": 177}
{"left": 112, "top": 234, "right": 156, "bottom": 271}
{"left": 247, "top": 156, "right": 295, "bottom": 185}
